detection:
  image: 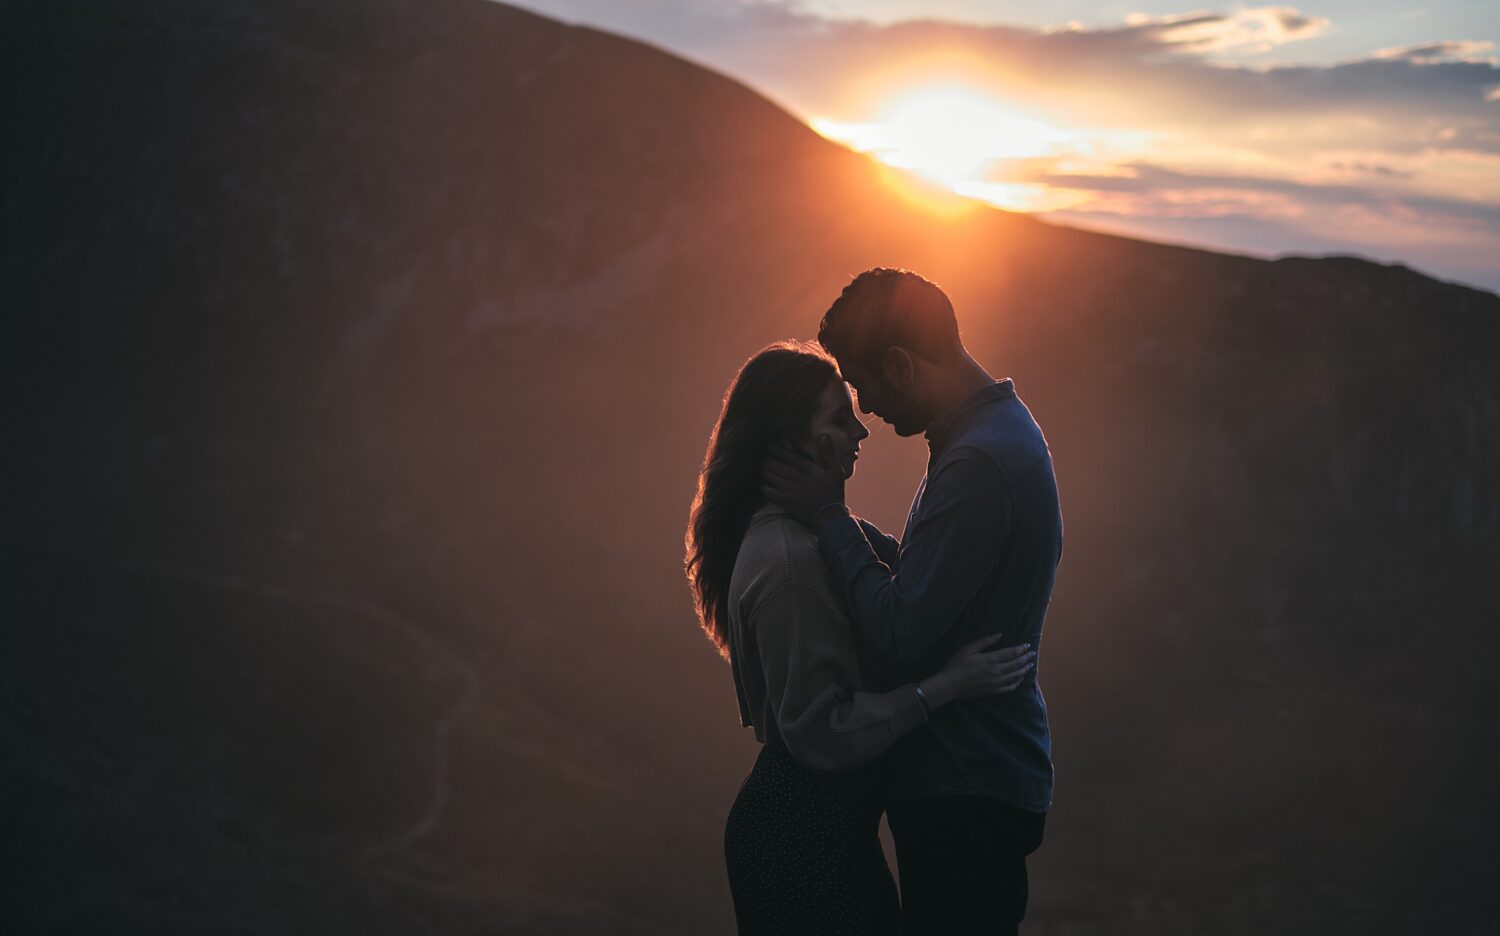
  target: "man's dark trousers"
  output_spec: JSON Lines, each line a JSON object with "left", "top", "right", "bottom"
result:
{"left": 887, "top": 795, "right": 1046, "bottom": 935}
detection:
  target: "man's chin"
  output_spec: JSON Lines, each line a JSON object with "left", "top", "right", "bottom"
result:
{"left": 892, "top": 423, "right": 924, "bottom": 438}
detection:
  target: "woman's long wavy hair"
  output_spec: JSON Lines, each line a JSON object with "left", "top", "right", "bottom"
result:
{"left": 686, "top": 341, "right": 840, "bottom": 660}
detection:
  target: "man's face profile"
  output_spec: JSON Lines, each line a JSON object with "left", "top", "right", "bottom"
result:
{"left": 837, "top": 357, "right": 926, "bottom": 438}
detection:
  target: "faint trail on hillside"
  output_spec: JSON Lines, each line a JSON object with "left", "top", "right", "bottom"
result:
{"left": 32, "top": 547, "right": 481, "bottom": 862}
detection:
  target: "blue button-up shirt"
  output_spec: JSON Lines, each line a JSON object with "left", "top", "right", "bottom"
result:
{"left": 818, "top": 379, "right": 1062, "bottom": 810}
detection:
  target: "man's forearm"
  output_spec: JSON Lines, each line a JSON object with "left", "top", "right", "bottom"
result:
{"left": 817, "top": 514, "right": 924, "bottom": 666}
{"left": 818, "top": 450, "right": 1013, "bottom": 670}
{"left": 855, "top": 517, "right": 901, "bottom": 570}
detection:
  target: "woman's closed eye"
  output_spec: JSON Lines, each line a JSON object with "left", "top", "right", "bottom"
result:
{"left": 833, "top": 408, "right": 871, "bottom": 429}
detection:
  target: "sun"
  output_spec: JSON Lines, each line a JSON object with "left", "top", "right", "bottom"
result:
{"left": 812, "top": 84, "right": 1080, "bottom": 211}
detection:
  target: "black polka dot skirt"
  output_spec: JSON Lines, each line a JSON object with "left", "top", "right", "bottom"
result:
{"left": 724, "top": 741, "right": 901, "bottom": 935}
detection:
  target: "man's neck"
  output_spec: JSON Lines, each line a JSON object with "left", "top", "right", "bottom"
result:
{"left": 926, "top": 353, "right": 996, "bottom": 423}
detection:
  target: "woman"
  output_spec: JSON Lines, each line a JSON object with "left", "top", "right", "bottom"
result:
{"left": 685, "top": 341, "right": 1036, "bottom": 934}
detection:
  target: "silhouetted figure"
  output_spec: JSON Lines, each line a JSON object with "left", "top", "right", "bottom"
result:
{"left": 763, "top": 270, "right": 1063, "bottom": 935}
{"left": 687, "top": 341, "right": 1035, "bottom": 935}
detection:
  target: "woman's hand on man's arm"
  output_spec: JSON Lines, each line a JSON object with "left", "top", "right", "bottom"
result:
{"left": 916, "top": 635, "right": 1035, "bottom": 710}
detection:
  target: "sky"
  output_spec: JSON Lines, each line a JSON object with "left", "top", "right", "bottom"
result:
{"left": 511, "top": 0, "right": 1500, "bottom": 291}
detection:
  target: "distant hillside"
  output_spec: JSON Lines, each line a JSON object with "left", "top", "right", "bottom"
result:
{"left": 4, "top": 0, "right": 1498, "bottom": 933}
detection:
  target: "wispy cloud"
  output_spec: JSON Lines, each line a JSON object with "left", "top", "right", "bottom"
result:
{"left": 1373, "top": 39, "right": 1497, "bottom": 63}
{"left": 520, "top": 1, "right": 1498, "bottom": 131}
{"left": 1120, "top": 7, "right": 1330, "bottom": 57}
{"left": 712, "top": 14, "right": 1500, "bottom": 146}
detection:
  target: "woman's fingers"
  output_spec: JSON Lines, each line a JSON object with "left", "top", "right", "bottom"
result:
{"left": 974, "top": 646, "right": 1034, "bottom": 666}
{"left": 961, "top": 634, "right": 1029, "bottom": 656}
{"left": 992, "top": 657, "right": 1032, "bottom": 677}
{"left": 986, "top": 650, "right": 1037, "bottom": 689}
{"left": 953, "top": 637, "right": 1037, "bottom": 696}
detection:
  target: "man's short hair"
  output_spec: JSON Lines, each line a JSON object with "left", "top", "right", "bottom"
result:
{"left": 817, "top": 268, "right": 962, "bottom": 372}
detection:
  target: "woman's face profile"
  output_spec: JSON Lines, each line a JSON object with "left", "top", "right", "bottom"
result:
{"left": 802, "top": 378, "right": 871, "bottom": 479}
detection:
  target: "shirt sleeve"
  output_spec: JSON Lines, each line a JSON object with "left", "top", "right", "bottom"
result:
{"left": 819, "top": 446, "right": 1013, "bottom": 670}
{"left": 751, "top": 578, "right": 929, "bottom": 771}
{"left": 855, "top": 517, "right": 902, "bottom": 571}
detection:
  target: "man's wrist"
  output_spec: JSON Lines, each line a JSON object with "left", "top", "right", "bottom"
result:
{"left": 810, "top": 501, "right": 850, "bottom": 530}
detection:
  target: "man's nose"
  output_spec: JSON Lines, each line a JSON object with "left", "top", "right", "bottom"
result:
{"left": 855, "top": 420, "right": 871, "bottom": 441}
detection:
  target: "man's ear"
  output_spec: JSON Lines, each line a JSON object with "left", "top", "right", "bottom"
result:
{"left": 881, "top": 346, "right": 915, "bottom": 389}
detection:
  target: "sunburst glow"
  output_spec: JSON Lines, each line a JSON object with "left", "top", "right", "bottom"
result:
{"left": 812, "top": 85, "right": 1087, "bottom": 211}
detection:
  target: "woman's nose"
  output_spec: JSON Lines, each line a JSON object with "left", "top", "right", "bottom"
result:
{"left": 855, "top": 420, "right": 871, "bottom": 441}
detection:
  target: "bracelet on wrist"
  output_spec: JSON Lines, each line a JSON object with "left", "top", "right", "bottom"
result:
{"left": 913, "top": 683, "right": 930, "bottom": 714}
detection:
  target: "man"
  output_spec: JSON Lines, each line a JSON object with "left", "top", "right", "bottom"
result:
{"left": 762, "top": 268, "right": 1063, "bottom": 935}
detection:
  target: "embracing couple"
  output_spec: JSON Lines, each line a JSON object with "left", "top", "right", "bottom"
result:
{"left": 685, "top": 269, "right": 1063, "bottom": 935}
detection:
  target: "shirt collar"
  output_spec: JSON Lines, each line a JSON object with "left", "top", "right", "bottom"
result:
{"left": 925, "top": 378, "right": 1015, "bottom": 459}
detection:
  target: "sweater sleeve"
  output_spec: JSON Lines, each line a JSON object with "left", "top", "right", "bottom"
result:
{"left": 750, "top": 578, "right": 929, "bottom": 771}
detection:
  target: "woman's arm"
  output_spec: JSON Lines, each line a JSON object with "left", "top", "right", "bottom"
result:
{"left": 913, "top": 634, "right": 1037, "bottom": 709}
{"left": 754, "top": 579, "right": 1033, "bottom": 771}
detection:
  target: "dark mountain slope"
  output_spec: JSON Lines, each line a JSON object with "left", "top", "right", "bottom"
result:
{"left": 3, "top": 1, "right": 1498, "bottom": 933}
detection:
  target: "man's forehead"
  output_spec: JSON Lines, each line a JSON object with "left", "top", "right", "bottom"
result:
{"left": 837, "top": 360, "right": 873, "bottom": 387}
